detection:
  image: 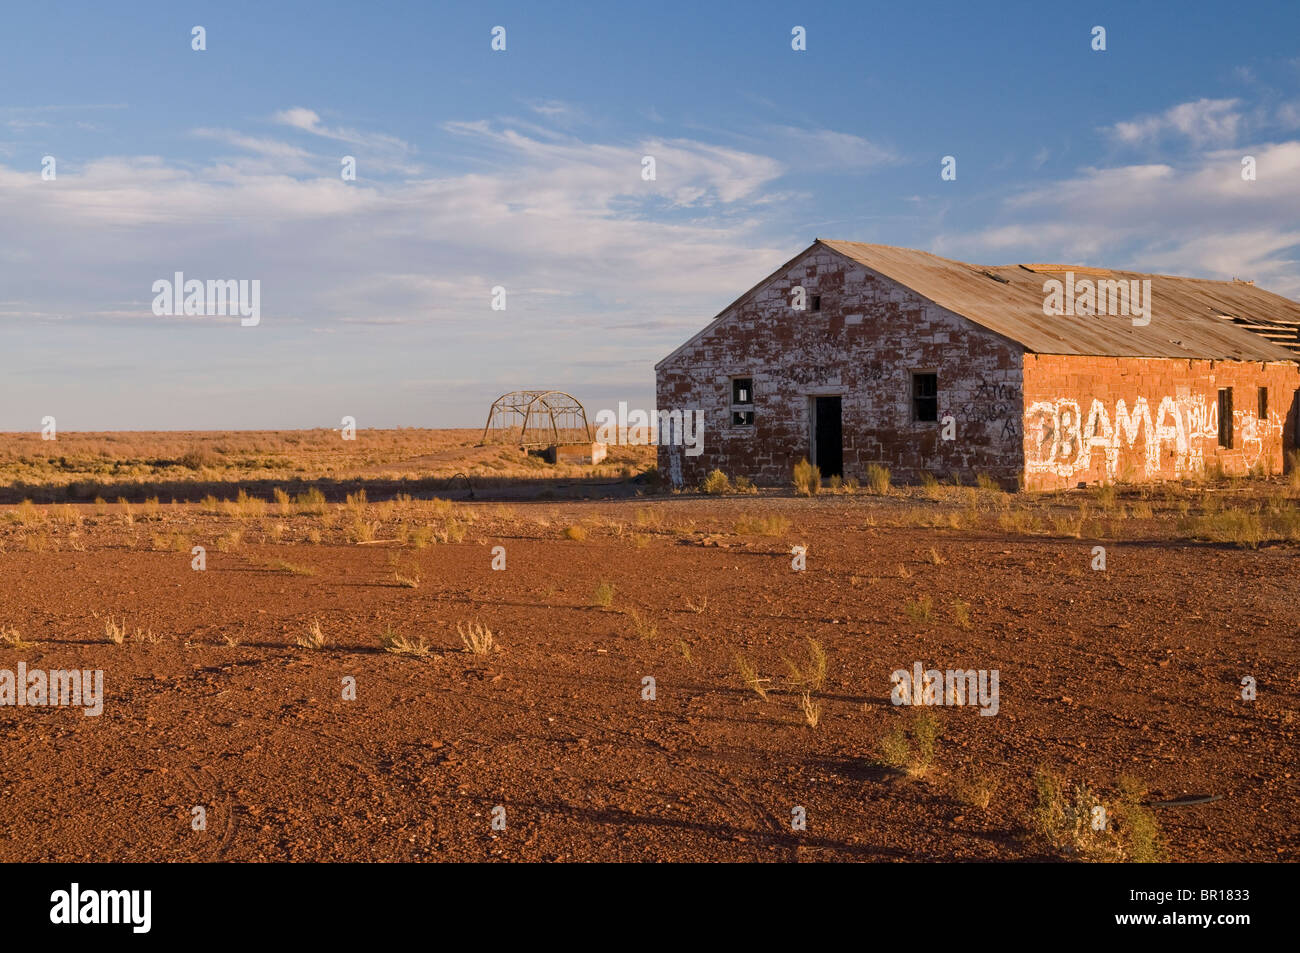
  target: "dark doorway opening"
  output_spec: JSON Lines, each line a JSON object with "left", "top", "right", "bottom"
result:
{"left": 813, "top": 396, "right": 843, "bottom": 478}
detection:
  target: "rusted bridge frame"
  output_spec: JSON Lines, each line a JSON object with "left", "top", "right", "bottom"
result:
{"left": 479, "top": 390, "right": 594, "bottom": 448}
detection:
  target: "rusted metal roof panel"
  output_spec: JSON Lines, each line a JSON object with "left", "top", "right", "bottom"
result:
{"left": 819, "top": 240, "right": 1300, "bottom": 362}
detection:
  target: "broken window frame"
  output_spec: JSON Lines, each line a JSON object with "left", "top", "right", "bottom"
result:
{"left": 730, "top": 376, "right": 755, "bottom": 427}
{"left": 911, "top": 371, "right": 939, "bottom": 423}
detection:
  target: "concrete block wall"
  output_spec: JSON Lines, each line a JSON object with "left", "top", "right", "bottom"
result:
{"left": 655, "top": 246, "right": 1026, "bottom": 487}
{"left": 1022, "top": 354, "right": 1300, "bottom": 489}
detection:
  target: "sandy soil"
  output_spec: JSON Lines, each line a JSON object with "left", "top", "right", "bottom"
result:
{"left": 0, "top": 494, "right": 1295, "bottom": 862}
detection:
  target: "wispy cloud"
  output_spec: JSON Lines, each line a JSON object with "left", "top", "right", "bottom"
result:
{"left": 769, "top": 125, "right": 898, "bottom": 170}
{"left": 271, "top": 106, "right": 417, "bottom": 166}
{"left": 1107, "top": 97, "right": 1244, "bottom": 147}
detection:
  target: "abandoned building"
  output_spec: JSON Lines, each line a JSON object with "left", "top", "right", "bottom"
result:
{"left": 654, "top": 240, "right": 1300, "bottom": 490}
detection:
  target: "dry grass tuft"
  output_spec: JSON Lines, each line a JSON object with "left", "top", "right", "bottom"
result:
{"left": 592, "top": 580, "right": 616, "bottom": 609}
{"left": 735, "top": 653, "right": 771, "bottom": 701}
{"left": 297, "top": 619, "right": 327, "bottom": 650}
{"left": 273, "top": 560, "right": 317, "bottom": 576}
{"left": 793, "top": 458, "right": 820, "bottom": 496}
{"left": 904, "top": 594, "right": 934, "bottom": 624}
{"left": 734, "top": 513, "right": 791, "bottom": 536}
{"left": 0, "top": 626, "right": 34, "bottom": 648}
{"left": 215, "top": 529, "right": 243, "bottom": 552}
{"left": 956, "top": 772, "right": 1001, "bottom": 810}
{"left": 864, "top": 463, "right": 891, "bottom": 494}
{"left": 380, "top": 625, "right": 430, "bottom": 657}
{"left": 684, "top": 595, "right": 708, "bottom": 614}
{"left": 104, "top": 616, "right": 127, "bottom": 645}
{"left": 627, "top": 608, "right": 658, "bottom": 641}
{"left": 799, "top": 692, "right": 822, "bottom": 728}
{"left": 295, "top": 488, "right": 328, "bottom": 515}
{"left": 878, "top": 709, "right": 942, "bottom": 777}
{"left": 457, "top": 620, "right": 496, "bottom": 655}
{"left": 950, "top": 599, "right": 972, "bottom": 629}
{"left": 782, "top": 637, "right": 828, "bottom": 692}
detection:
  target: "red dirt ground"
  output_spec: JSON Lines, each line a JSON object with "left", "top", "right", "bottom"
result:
{"left": 0, "top": 495, "right": 1296, "bottom": 861}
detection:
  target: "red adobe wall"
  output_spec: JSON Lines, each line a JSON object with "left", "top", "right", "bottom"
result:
{"left": 1022, "top": 353, "right": 1300, "bottom": 490}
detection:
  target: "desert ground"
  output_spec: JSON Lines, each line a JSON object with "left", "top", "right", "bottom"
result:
{"left": 0, "top": 430, "right": 1296, "bottom": 862}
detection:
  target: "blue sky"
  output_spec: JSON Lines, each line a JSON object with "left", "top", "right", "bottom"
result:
{"left": 3, "top": 0, "right": 1299, "bottom": 429}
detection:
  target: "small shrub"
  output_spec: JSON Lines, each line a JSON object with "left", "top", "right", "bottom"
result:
{"left": 878, "top": 709, "right": 942, "bottom": 776}
{"left": 956, "top": 772, "right": 1000, "bottom": 811}
{"left": 701, "top": 469, "right": 731, "bottom": 495}
{"left": 733, "top": 513, "right": 791, "bottom": 536}
{"left": 904, "top": 595, "right": 933, "bottom": 624}
{"left": 295, "top": 488, "right": 328, "bottom": 515}
{"left": 950, "top": 599, "right": 972, "bottom": 630}
{"left": 226, "top": 490, "right": 267, "bottom": 519}
{"left": 179, "top": 447, "right": 217, "bottom": 470}
{"left": 864, "top": 464, "right": 891, "bottom": 494}
{"left": 563, "top": 524, "right": 588, "bottom": 541}
{"left": 1032, "top": 768, "right": 1162, "bottom": 862}
{"left": 1189, "top": 510, "right": 1264, "bottom": 549}
{"left": 793, "top": 458, "right": 820, "bottom": 496}
{"left": 879, "top": 727, "right": 910, "bottom": 768}
{"left": 592, "top": 580, "right": 616, "bottom": 608}
{"left": 348, "top": 519, "right": 377, "bottom": 543}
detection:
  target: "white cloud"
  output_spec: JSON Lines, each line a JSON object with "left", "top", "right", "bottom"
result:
{"left": 1108, "top": 97, "right": 1244, "bottom": 147}
{"left": 936, "top": 140, "right": 1300, "bottom": 295}
{"left": 0, "top": 117, "right": 792, "bottom": 337}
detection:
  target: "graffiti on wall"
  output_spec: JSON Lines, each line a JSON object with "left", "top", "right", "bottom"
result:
{"left": 1025, "top": 394, "right": 1281, "bottom": 478}
{"left": 959, "top": 379, "right": 1020, "bottom": 440}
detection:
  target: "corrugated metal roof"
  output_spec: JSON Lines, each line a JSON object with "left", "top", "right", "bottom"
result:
{"left": 819, "top": 240, "right": 1300, "bottom": 362}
